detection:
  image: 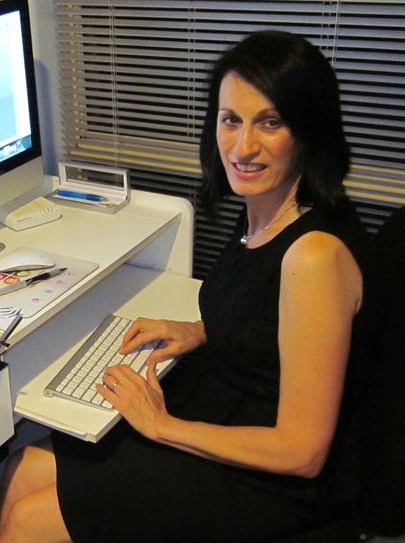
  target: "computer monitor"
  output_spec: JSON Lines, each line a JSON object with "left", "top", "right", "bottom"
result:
{"left": 0, "top": 0, "right": 50, "bottom": 249}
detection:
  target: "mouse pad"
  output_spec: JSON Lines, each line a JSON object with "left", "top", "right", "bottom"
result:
{"left": 0, "top": 248, "right": 99, "bottom": 318}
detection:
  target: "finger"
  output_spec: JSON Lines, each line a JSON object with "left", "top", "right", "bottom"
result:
{"left": 145, "top": 343, "right": 178, "bottom": 366}
{"left": 121, "top": 318, "right": 175, "bottom": 353}
{"left": 103, "top": 365, "right": 124, "bottom": 381}
{"left": 121, "top": 330, "right": 165, "bottom": 355}
{"left": 121, "top": 321, "right": 141, "bottom": 344}
{"left": 96, "top": 382, "right": 118, "bottom": 405}
{"left": 146, "top": 362, "right": 162, "bottom": 394}
{"left": 122, "top": 317, "right": 160, "bottom": 341}
{"left": 121, "top": 319, "right": 149, "bottom": 351}
{"left": 109, "top": 363, "right": 145, "bottom": 385}
{"left": 101, "top": 370, "right": 122, "bottom": 392}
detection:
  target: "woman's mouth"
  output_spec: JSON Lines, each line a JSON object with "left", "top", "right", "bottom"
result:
{"left": 233, "top": 162, "right": 266, "bottom": 173}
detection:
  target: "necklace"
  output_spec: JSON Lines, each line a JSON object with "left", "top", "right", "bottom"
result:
{"left": 240, "top": 202, "right": 297, "bottom": 246}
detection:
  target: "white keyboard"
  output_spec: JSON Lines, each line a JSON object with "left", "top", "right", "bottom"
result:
{"left": 43, "top": 314, "right": 158, "bottom": 410}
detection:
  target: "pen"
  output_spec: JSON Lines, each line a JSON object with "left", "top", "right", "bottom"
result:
{"left": 0, "top": 268, "right": 67, "bottom": 296}
{"left": 54, "top": 189, "right": 107, "bottom": 202}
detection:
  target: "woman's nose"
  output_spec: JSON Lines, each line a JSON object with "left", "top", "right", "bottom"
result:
{"left": 234, "top": 126, "right": 260, "bottom": 158}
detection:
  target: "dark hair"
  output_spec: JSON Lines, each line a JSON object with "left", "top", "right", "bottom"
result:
{"left": 200, "top": 30, "right": 350, "bottom": 216}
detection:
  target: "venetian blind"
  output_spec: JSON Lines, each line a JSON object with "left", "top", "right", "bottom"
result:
{"left": 56, "top": 1, "right": 405, "bottom": 278}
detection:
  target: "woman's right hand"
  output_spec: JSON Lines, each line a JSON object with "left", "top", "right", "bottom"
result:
{"left": 120, "top": 318, "right": 207, "bottom": 369}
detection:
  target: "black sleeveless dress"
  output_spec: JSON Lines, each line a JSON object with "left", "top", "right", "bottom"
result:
{"left": 52, "top": 206, "right": 369, "bottom": 543}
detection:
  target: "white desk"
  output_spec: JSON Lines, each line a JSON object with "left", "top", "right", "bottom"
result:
{"left": 0, "top": 190, "right": 201, "bottom": 444}
{"left": 0, "top": 189, "right": 193, "bottom": 344}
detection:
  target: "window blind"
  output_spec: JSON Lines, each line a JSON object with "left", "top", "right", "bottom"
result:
{"left": 56, "top": 1, "right": 405, "bottom": 278}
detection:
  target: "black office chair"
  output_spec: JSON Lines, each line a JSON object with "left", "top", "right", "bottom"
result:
{"left": 358, "top": 205, "right": 405, "bottom": 538}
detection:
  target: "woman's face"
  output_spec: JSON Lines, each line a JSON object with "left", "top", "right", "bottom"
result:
{"left": 216, "top": 72, "right": 302, "bottom": 201}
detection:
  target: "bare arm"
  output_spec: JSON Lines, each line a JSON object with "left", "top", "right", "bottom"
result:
{"left": 100, "top": 232, "right": 362, "bottom": 478}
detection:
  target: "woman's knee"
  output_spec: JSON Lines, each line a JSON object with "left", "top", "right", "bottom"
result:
{"left": 1, "top": 441, "right": 56, "bottom": 510}
{"left": 3, "top": 494, "right": 37, "bottom": 540}
{"left": 3, "top": 488, "right": 69, "bottom": 543}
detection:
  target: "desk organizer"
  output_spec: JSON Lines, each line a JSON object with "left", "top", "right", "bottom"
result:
{"left": 49, "top": 161, "right": 130, "bottom": 214}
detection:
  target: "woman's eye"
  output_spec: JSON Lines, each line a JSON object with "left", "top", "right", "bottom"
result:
{"left": 220, "top": 114, "right": 240, "bottom": 126}
{"left": 262, "top": 117, "right": 282, "bottom": 130}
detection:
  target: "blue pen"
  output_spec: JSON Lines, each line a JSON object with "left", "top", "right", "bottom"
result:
{"left": 55, "top": 189, "right": 107, "bottom": 202}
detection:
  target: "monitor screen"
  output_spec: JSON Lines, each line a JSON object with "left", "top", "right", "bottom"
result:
{"left": 0, "top": 0, "right": 50, "bottom": 246}
{"left": 0, "top": 0, "right": 41, "bottom": 176}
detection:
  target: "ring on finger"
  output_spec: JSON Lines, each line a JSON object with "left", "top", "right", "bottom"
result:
{"left": 104, "top": 379, "right": 119, "bottom": 392}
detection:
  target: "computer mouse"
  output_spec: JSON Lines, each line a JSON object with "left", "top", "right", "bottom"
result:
{"left": 0, "top": 248, "right": 56, "bottom": 272}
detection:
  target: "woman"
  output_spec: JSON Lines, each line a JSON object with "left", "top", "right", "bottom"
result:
{"left": 0, "top": 30, "right": 368, "bottom": 542}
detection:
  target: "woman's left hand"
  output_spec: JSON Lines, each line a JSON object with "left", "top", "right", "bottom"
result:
{"left": 96, "top": 363, "right": 168, "bottom": 440}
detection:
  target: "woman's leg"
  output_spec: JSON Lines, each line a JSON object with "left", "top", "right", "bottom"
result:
{"left": 0, "top": 438, "right": 72, "bottom": 542}
{"left": 0, "top": 438, "right": 55, "bottom": 528}
{"left": 0, "top": 484, "right": 72, "bottom": 543}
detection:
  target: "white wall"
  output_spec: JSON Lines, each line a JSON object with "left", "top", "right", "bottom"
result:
{"left": 28, "top": 0, "right": 61, "bottom": 176}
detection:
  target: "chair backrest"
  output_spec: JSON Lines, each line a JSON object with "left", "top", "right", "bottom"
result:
{"left": 358, "top": 205, "right": 405, "bottom": 537}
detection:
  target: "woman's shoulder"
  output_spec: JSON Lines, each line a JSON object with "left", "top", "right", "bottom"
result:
{"left": 293, "top": 203, "right": 370, "bottom": 267}
{"left": 283, "top": 228, "right": 358, "bottom": 276}
{"left": 282, "top": 225, "right": 363, "bottom": 315}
